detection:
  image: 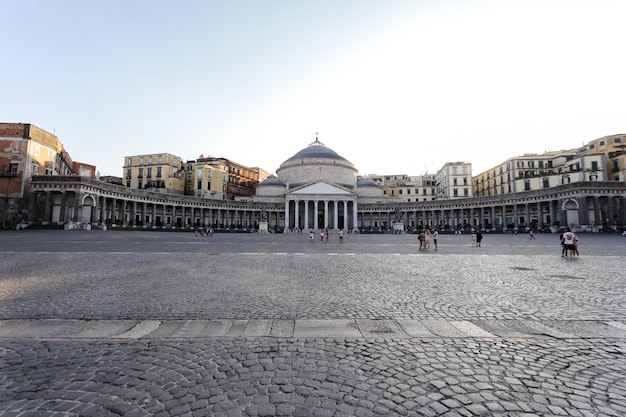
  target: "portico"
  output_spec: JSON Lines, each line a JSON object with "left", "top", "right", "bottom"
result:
{"left": 284, "top": 182, "right": 358, "bottom": 230}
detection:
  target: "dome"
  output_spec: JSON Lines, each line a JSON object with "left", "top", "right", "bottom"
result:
{"left": 282, "top": 139, "right": 349, "bottom": 164}
{"left": 276, "top": 138, "right": 357, "bottom": 188}
{"left": 258, "top": 175, "right": 285, "bottom": 187}
{"left": 356, "top": 178, "right": 380, "bottom": 188}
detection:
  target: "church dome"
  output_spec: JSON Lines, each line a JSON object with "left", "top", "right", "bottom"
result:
{"left": 282, "top": 139, "right": 349, "bottom": 164}
{"left": 356, "top": 178, "right": 379, "bottom": 188}
{"left": 258, "top": 175, "right": 285, "bottom": 187}
{"left": 356, "top": 177, "right": 383, "bottom": 198}
{"left": 276, "top": 138, "right": 357, "bottom": 189}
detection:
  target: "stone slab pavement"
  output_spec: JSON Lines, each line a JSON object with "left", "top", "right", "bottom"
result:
{"left": 0, "top": 230, "right": 625, "bottom": 416}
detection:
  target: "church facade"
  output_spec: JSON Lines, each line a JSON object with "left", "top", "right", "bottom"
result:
{"left": 24, "top": 139, "right": 626, "bottom": 233}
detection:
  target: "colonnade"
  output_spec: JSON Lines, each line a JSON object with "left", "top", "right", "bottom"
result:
{"left": 26, "top": 176, "right": 626, "bottom": 233}
{"left": 359, "top": 194, "right": 626, "bottom": 232}
{"left": 284, "top": 199, "right": 358, "bottom": 231}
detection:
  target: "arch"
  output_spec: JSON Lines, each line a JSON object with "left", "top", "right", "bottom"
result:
{"left": 81, "top": 194, "right": 96, "bottom": 223}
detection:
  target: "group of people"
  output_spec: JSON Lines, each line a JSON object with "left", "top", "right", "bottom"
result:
{"left": 194, "top": 227, "right": 214, "bottom": 237}
{"left": 309, "top": 228, "right": 344, "bottom": 243}
{"left": 417, "top": 229, "right": 438, "bottom": 250}
{"left": 560, "top": 227, "right": 579, "bottom": 258}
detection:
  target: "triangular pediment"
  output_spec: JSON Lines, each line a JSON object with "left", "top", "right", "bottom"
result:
{"left": 290, "top": 181, "right": 353, "bottom": 195}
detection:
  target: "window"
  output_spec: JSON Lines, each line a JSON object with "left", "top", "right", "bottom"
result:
{"left": 10, "top": 162, "right": 19, "bottom": 174}
{"left": 127, "top": 158, "right": 132, "bottom": 166}
{"left": 453, "top": 189, "right": 458, "bottom": 197}
{"left": 615, "top": 138, "right": 622, "bottom": 144}
{"left": 157, "top": 167, "right": 162, "bottom": 177}
{"left": 138, "top": 180, "right": 142, "bottom": 189}
{"left": 561, "top": 175, "right": 571, "bottom": 184}
{"left": 524, "top": 180, "right": 531, "bottom": 191}
{"left": 543, "top": 178, "right": 550, "bottom": 188}
{"left": 147, "top": 167, "right": 152, "bottom": 178}
{"left": 148, "top": 156, "right": 153, "bottom": 164}
{"left": 138, "top": 168, "right": 143, "bottom": 178}
{"left": 539, "top": 160, "right": 544, "bottom": 168}
{"left": 464, "top": 188, "right": 469, "bottom": 196}
{"left": 126, "top": 169, "right": 132, "bottom": 179}
{"left": 453, "top": 178, "right": 458, "bottom": 186}
{"left": 591, "top": 161, "right": 598, "bottom": 171}
{"left": 197, "top": 180, "right": 202, "bottom": 189}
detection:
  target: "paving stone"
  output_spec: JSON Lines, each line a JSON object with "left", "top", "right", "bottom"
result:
{"left": 1, "top": 232, "right": 626, "bottom": 416}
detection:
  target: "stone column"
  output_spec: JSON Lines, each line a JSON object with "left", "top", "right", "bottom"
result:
{"left": 121, "top": 200, "right": 128, "bottom": 226}
{"left": 353, "top": 201, "right": 358, "bottom": 230}
{"left": 594, "top": 197, "right": 602, "bottom": 225}
{"left": 324, "top": 200, "right": 329, "bottom": 229}
{"left": 294, "top": 200, "right": 299, "bottom": 231}
{"left": 131, "top": 201, "right": 137, "bottom": 226}
{"left": 314, "top": 200, "right": 319, "bottom": 229}
{"left": 607, "top": 197, "right": 615, "bottom": 225}
{"left": 342, "top": 200, "right": 347, "bottom": 230}
{"left": 284, "top": 200, "right": 290, "bottom": 232}
{"left": 304, "top": 201, "right": 309, "bottom": 229}
{"left": 59, "top": 192, "right": 67, "bottom": 223}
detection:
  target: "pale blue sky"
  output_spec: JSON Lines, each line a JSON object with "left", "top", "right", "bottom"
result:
{"left": 2, "top": 0, "right": 625, "bottom": 177}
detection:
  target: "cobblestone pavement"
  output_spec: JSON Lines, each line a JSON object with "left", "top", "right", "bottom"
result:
{"left": 1, "top": 230, "right": 625, "bottom": 416}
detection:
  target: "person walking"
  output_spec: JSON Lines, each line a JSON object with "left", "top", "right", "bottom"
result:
{"left": 339, "top": 229, "right": 344, "bottom": 243}
{"left": 529, "top": 230, "right": 536, "bottom": 239}
{"left": 432, "top": 229, "right": 439, "bottom": 250}
{"left": 309, "top": 229, "right": 314, "bottom": 243}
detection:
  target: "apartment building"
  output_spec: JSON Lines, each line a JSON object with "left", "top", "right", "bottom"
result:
{"left": 474, "top": 151, "right": 606, "bottom": 197}
{"left": 73, "top": 162, "right": 96, "bottom": 178}
{"left": 184, "top": 158, "right": 228, "bottom": 199}
{"left": 0, "top": 123, "right": 74, "bottom": 228}
{"left": 435, "top": 162, "right": 473, "bottom": 199}
{"left": 580, "top": 134, "right": 626, "bottom": 182}
{"left": 123, "top": 153, "right": 185, "bottom": 194}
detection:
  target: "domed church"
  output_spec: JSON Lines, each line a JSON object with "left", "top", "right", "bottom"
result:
{"left": 255, "top": 137, "right": 382, "bottom": 231}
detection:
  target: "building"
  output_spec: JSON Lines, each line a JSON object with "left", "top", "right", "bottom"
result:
{"left": 473, "top": 151, "right": 606, "bottom": 198}
{"left": 253, "top": 137, "right": 374, "bottom": 231}
{"left": 580, "top": 134, "right": 626, "bottom": 182}
{"left": 73, "top": 162, "right": 97, "bottom": 178}
{"left": 435, "top": 162, "right": 473, "bottom": 199}
{"left": 363, "top": 174, "right": 438, "bottom": 202}
{"left": 184, "top": 158, "right": 228, "bottom": 199}
{"left": 0, "top": 122, "right": 73, "bottom": 228}
{"left": 195, "top": 156, "right": 268, "bottom": 200}
{"left": 14, "top": 130, "right": 626, "bottom": 233}
{"left": 123, "top": 153, "right": 185, "bottom": 194}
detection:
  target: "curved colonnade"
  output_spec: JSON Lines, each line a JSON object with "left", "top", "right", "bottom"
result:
{"left": 26, "top": 176, "right": 626, "bottom": 233}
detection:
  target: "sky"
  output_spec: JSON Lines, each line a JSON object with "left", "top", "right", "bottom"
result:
{"left": 2, "top": 0, "right": 625, "bottom": 177}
